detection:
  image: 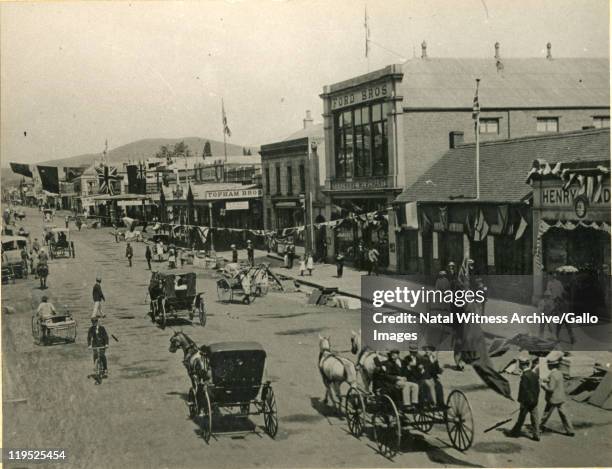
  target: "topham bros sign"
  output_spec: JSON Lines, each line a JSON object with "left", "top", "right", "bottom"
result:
{"left": 205, "top": 188, "right": 262, "bottom": 200}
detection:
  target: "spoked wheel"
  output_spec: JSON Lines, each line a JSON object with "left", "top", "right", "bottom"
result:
{"left": 159, "top": 299, "right": 167, "bottom": 329}
{"left": 187, "top": 387, "right": 198, "bottom": 418}
{"left": 445, "top": 390, "right": 474, "bottom": 451}
{"left": 372, "top": 394, "right": 401, "bottom": 459}
{"left": 216, "top": 280, "right": 231, "bottom": 303}
{"left": 150, "top": 301, "right": 157, "bottom": 323}
{"left": 197, "top": 298, "right": 207, "bottom": 327}
{"left": 199, "top": 387, "right": 212, "bottom": 443}
{"left": 413, "top": 407, "right": 434, "bottom": 433}
{"left": 262, "top": 386, "right": 278, "bottom": 438}
{"left": 345, "top": 386, "right": 367, "bottom": 437}
{"left": 31, "top": 316, "right": 42, "bottom": 345}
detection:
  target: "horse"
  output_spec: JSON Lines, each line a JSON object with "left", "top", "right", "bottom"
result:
{"left": 318, "top": 335, "right": 357, "bottom": 415}
{"left": 350, "top": 329, "right": 386, "bottom": 391}
{"left": 168, "top": 330, "right": 210, "bottom": 391}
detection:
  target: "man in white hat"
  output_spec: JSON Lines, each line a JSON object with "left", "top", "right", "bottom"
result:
{"left": 540, "top": 351, "right": 574, "bottom": 436}
{"left": 509, "top": 351, "right": 540, "bottom": 441}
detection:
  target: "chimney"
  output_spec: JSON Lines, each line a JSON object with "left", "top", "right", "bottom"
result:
{"left": 494, "top": 42, "right": 500, "bottom": 60}
{"left": 303, "top": 110, "right": 313, "bottom": 129}
{"left": 449, "top": 131, "right": 464, "bottom": 149}
{"left": 546, "top": 42, "right": 553, "bottom": 60}
{"left": 421, "top": 40, "right": 427, "bottom": 59}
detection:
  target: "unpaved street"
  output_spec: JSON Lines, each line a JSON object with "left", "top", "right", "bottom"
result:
{"left": 2, "top": 207, "right": 611, "bottom": 468}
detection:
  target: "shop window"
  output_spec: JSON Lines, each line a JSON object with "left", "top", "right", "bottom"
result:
{"left": 287, "top": 166, "right": 293, "bottom": 195}
{"left": 536, "top": 117, "right": 559, "bottom": 133}
{"left": 299, "top": 165, "right": 306, "bottom": 193}
{"left": 265, "top": 167, "right": 270, "bottom": 194}
{"left": 593, "top": 116, "right": 610, "bottom": 128}
{"left": 479, "top": 118, "right": 499, "bottom": 134}
{"left": 333, "top": 102, "right": 387, "bottom": 179}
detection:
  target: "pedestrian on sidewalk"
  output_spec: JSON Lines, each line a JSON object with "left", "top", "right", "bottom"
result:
{"left": 357, "top": 241, "right": 365, "bottom": 271}
{"left": 113, "top": 224, "right": 119, "bottom": 243}
{"left": 306, "top": 252, "right": 314, "bottom": 276}
{"left": 92, "top": 277, "right": 105, "bottom": 318}
{"left": 287, "top": 242, "right": 295, "bottom": 269}
{"left": 284, "top": 248, "right": 290, "bottom": 269}
{"left": 246, "top": 240, "right": 254, "bottom": 266}
{"left": 64, "top": 215, "right": 70, "bottom": 229}
{"left": 540, "top": 351, "right": 574, "bottom": 437}
{"left": 231, "top": 244, "right": 238, "bottom": 263}
{"left": 508, "top": 351, "right": 541, "bottom": 441}
{"left": 145, "top": 245, "right": 152, "bottom": 270}
{"left": 367, "top": 246, "right": 380, "bottom": 276}
{"left": 126, "top": 242, "right": 133, "bottom": 267}
{"left": 299, "top": 256, "right": 306, "bottom": 276}
{"left": 335, "top": 251, "right": 345, "bottom": 278}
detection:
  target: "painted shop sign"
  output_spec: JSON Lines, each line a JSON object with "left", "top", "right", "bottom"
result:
{"left": 330, "top": 83, "right": 389, "bottom": 110}
{"left": 540, "top": 185, "right": 610, "bottom": 207}
{"left": 331, "top": 178, "right": 388, "bottom": 191}
{"left": 225, "top": 201, "right": 249, "bottom": 211}
{"left": 205, "top": 188, "right": 262, "bottom": 200}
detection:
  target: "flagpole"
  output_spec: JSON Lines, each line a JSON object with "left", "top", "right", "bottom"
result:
{"left": 222, "top": 98, "right": 228, "bottom": 163}
{"left": 474, "top": 78, "right": 481, "bottom": 200}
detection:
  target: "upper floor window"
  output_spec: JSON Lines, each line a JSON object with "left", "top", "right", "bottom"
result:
{"left": 265, "top": 167, "right": 270, "bottom": 194}
{"left": 334, "top": 102, "right": 388, "bottom": 179}
{"left": 479, "top": 118, "right": 499, "bottom": 134}
{"left": 537, "top": 117, "right": 559, "bottom": 133}
{"left": 593, "top": 116, "right": 610, "bottom": 128}
{"left": 299, "top": 165, "right": 306, "bottom": 193}
{"left": 287, "top": 166, "right": 293, "bottom": 195}
{"left": 275, "top": 165, "right": 281, "bottom": 194}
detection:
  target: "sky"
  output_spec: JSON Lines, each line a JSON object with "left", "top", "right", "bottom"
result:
{"left": 1, "top": 0, "right": 609, "bottom": 166}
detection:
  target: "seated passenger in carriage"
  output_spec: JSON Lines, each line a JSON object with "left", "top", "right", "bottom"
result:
{"left": 35, "top": 295, "right": 57, "bottom": 340}
{"left": 418, "top": 346, "right": 444, "bottom": 408}
{"left": 373, "top": 350, "right": 419, "bottom": 409}
{"left": 175, "top": 275, "right": 188, "bottom": 292}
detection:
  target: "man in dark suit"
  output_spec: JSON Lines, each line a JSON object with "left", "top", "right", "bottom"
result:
{"left": 509, "top": 351, "right": 540, "bottom": 441}
{"left": 87, "top": 317, "right": 109, "bottom": 377}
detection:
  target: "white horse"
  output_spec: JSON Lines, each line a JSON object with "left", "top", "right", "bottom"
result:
{"left": 318, "top": 335, "right": 357, "bottom": 414}
{"left": 350, "top": 329, "right": 386, "bottom": 392}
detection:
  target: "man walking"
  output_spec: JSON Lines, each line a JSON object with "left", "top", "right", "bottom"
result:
{"left": 145, "top": 245, "right": 152, "bottom": 270}
{"left": 92, "top": 277, "right": 105, "bottom": 318}
{"left": 540, "top": 351, "right": 574, "bottom": 436}
{"left": 367, "top": 246, "right": 380, "bottom": 276}
{"left": 125, "top": 242, "right": 133, "bottom": 267}
{"left": 246, "top": 240, "right": 254, "bottom": 266}
{"left": 231, "top": 244, "right": 238, "bottom": 263}
{"left": 509, "top": 351, "right": 540, "bottom": 441}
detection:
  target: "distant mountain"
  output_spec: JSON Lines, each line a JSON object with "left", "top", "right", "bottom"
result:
{"left": 1, "top": 137, "right": 259, "bottom": 186}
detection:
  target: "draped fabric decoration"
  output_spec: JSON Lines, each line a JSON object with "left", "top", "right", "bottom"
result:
{"left": 534, "top": 219, "right": 612, "bottom": 271}
{"left": 196, "top": 227, "right": 209, "bottom": 245}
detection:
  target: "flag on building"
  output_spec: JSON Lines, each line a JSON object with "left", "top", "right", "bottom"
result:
{"left": 96, "top": 164, "right": 121, "bottom": 195}
{"left": 364, "top": 6, "right": 370, "bottom": 58}
{"left": 10, "top": 162, "right": 33, "bottom": 178}
{"left": 472, "top": 79, "right": 480, "bottom": 121}
{"left": 473, "top": 210, "right": 489, "bottom": 241}
{"left": 37, "top": 166, "right": 60, "bottom": 194}
{"left": 126, "top": 164, "right": 139, "bottom": 194}
{"left": 64, "top": 166, "right": 87, "bottom": 182}
{"left": 222, "top": 99, "right": 232, "bottom": 137}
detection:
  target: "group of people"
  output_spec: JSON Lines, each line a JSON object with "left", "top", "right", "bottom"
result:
{"left": 372, "top": 345, "right": 444, "bottom": 410}
{"left": 20, "top": 237, "right": 49, "bottom": 288}
{"left": 356, "top": 241, "right": 381, "bottom": 276}
{"left": 230, "top": 240, "right": 255, "bottom": 266}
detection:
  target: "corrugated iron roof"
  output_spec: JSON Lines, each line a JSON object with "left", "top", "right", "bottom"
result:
{"left": 395, "top": 128, "right": 610, "bottom": 204}
{"left": 399, "top": 58, "right": 609, "bottom": 109}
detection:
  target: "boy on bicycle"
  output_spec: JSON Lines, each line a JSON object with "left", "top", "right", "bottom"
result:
{"left": 87, "top": 317, "right": 109, "bottom": 377}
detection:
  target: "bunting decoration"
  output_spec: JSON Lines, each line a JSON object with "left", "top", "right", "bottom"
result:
{"left": 10, "top": 162, "right": 33, "bottom": 178}
{"left": 37, "top": 165, "right": 60, "bottom": 194}
{"left": 473, "top": 209, "right": 489, "bottom": 242}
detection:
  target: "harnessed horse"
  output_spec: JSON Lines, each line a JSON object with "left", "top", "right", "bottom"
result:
{"left": 318, "top": 335, "right": 357, "bottom": 414}
{"left": 350, "top": 329, "right": 386, "bottom": 392}
{"left": 169, "top": 331, "right": 210, "bottom": 390}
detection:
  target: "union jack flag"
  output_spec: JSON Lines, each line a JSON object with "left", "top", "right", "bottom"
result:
{"left": 96, "top": 165, "right": 121, "bottom": 195}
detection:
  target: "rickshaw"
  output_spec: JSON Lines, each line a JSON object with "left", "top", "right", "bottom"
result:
{"left": 216, "top": 263, "right": 277, "bottom": 304}
{"left": 32, "top": 310, "right": 77, "bottom": 345}
{"left": 188, "top": 341, "right": 278, "bottom": 442}
{"left": 48, "top": 228, "right": 75, "bottom": 258}
{"left": 148, "top": 270, "right": 206, "bottom": 328}
{"left": 1, "top": 235, "right": 29, "bottom": 281}
{"left": 344, "top": 385, "right": 474, "bottom": 458}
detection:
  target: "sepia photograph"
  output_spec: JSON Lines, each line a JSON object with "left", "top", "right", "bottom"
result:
{"left": 1, "top": 1, "right": 610, "bottom": 467}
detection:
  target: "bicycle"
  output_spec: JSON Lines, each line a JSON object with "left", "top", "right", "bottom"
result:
{"left": 89, "top": 346, "right": 108, "bottom": 385}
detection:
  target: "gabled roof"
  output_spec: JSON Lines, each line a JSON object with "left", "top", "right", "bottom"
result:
{"left": 395, "top": 128, "right": 610, "bottom": 204}
{"left": 399, "top": 58, "right": 609, "bottom": 109}
{"left": 282, "top": 123, "right": 324, "bottom": 141}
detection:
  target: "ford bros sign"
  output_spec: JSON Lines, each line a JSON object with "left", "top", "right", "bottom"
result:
{"left": 330, "top": 83, "right": 389, "bottom": 110}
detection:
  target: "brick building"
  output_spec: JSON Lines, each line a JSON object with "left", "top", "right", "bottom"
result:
{"left": 320, "top": 42, "right": 609, "bottom": 268}
{"left": 260, "top": 112, "right": 326, "bottom": 256}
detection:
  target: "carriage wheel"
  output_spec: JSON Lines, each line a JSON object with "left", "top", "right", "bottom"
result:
{"left": 149, "top": 301, "right": 157, "bottom": 322}
{"left": 197, "top": 299, "right": 207, "bottom": 327}
{"left": 345, "top": 386, "right": 367, "bottom": 437}
{"left": 263, "top": 386, "right": 278, "bottom": 438}
{"left": 199, "top": 387, "right": 212, "bottom": 443}
{"left": 372, "top": 394, "right": 401, "bottom": 459}
{"left": 445, "top": 390, "right": 474, "bottom": 451}
{"left": 413, "top": 408, "right": 434, "bottom": 433}
{"left": 216, "top": 281, "right": 231, "bottom": 303}
{"left": 159, "top": 299, "right": 167, "bottom": 329}
{"left": 187, "top": 388, "right": 198, "bottom": 418}
{"left": 31, "top": 316, "right": 42, "bottom": 345}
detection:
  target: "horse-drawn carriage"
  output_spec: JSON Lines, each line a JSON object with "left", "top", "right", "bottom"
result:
{"left": 186, "top": 340, "right": 278, "bottom": 442}
{"left": 1, "top": 235, "right": 29, "bottom": 282}
{"left": 32, "top": 311, "right": 77, "bottom": 345}
{"left": 148, "top": 270, "right": 206, "bottom": 328}
{"left": 216, "top": 263, "right": 278, "bottom": 304}
{"left": 344, "top": 385, "right": 474, "bottom": 458}
{"left": 48, "top": 228, "right": 75, "bottom": 258}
